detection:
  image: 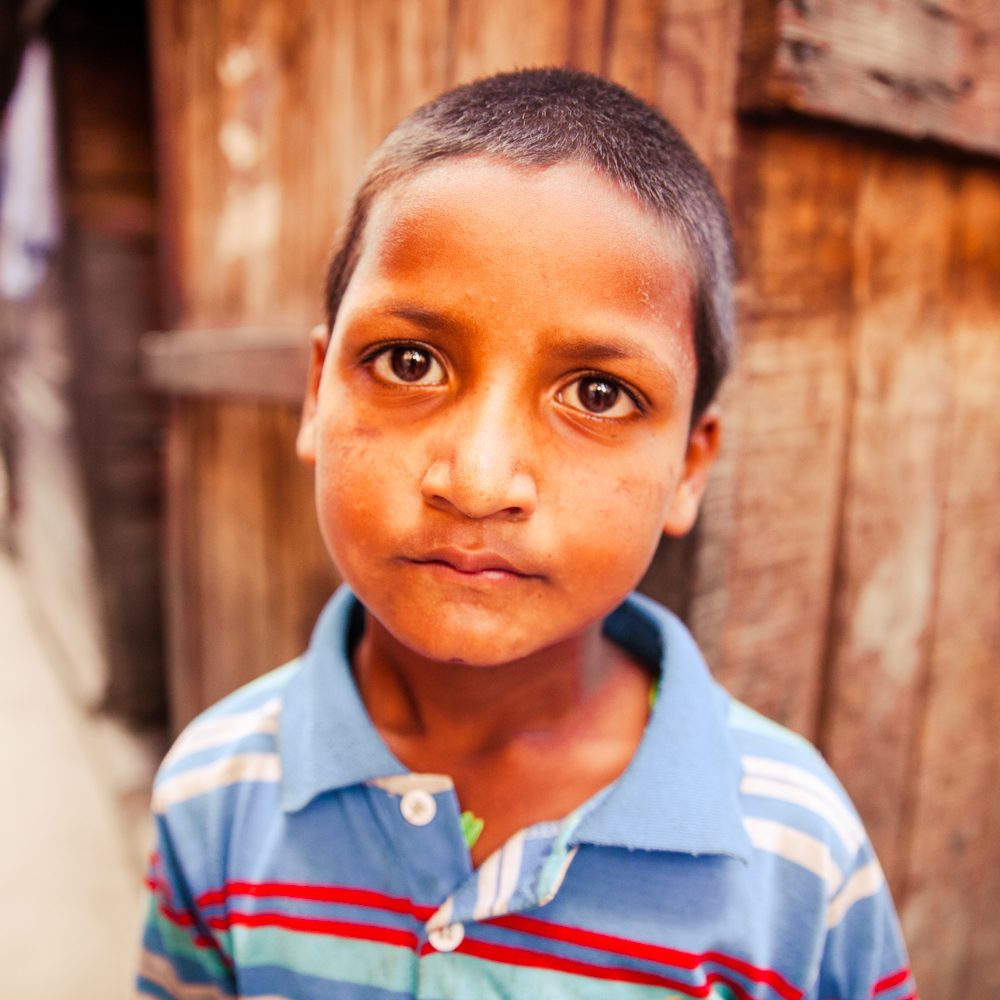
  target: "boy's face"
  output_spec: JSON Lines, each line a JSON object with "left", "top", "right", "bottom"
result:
{"left": 299, "top": 158, "right": 719, "bottom": 666}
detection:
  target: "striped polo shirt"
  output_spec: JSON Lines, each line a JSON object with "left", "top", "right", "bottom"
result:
{"left": 137, "top": 587, "right": 916, "bottom": 1000}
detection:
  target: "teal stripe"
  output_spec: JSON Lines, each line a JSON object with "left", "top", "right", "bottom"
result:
{"left": 727, "top": 699, "right": 809, "bottom": 747}
{"left": 419, "top": 950, "right": 708, "bottom": 1000}
{"left": 230, "top": 924, "right": 415, "bottom": 993}
{"left": 145, "top": 893, "right": 231, "bottom": 979}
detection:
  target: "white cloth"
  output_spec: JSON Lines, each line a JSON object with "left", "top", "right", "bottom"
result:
{"left": 0, "top": 39, "right": 60, "bottom": 299}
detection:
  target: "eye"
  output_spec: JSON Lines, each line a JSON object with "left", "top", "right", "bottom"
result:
{"left": 369, "top": 344, "right": 446, "bottom": 386}
{"left": 558, "top": 375, "right": 640, "bottom": 419}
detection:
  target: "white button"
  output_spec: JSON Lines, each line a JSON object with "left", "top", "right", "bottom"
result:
{"left": 428, "top": 922, "right": 465, "bottom": 952}
{"left": 400, "top": 789, "right": 437, "bottom": 826}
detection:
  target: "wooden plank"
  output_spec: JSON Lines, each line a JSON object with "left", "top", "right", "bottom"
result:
{"left": 740, "top": 0, "right": 1000, "bottom": 157}
{"left": 656, "top": 0, "right": 744, "bottom": 185}
{"left": 691, "top": 123, "right": 862, "bottom": 737}
{"left": 150, "top": 0, "right": 453, "bottom": 330}
{"left": 448, "top": 0, "right": 589, "bottom": 84}
{"left": 817, "top": 151, "right": 956, "bottom": 889}
{"left": 164, "top": 398, "right": 340, "bottom": 731}
{"left": 899, "top": 164, "right": 1000, "bottom": 998}
{"left": 143, "top": 328, "right": 309, "bottom": 402}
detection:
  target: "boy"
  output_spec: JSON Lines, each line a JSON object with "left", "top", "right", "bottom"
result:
{"left": 138, "top": 69, "right": 916, "bottom": 999}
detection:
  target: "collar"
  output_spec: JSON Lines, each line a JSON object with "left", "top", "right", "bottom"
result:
{"left": 279, "top": 586, "right": 752, "bottom": 862}
{"left": 279, "top": 587, "right": 408, "bottom": 811}
{"left": 570, "top": 591, "right": 752, "bottom": 862}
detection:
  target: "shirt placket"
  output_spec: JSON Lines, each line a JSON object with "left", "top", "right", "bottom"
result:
{"left": 414, "top": 805, "right": 590, "bottom": 996}
{"left": 369, "top": 773, "right": 592, "bottom": 996}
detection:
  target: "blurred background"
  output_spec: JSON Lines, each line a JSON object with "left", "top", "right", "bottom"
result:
{"left": 1, "top": 1, "right": 998, "bottom": 996}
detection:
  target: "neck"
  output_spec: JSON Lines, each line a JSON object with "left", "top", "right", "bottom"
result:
{"left": 352, "top": 612, "right": 643, "bottom": 758}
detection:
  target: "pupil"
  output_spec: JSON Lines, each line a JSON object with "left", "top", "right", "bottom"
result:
{"left": 579, "top": 378, "right": 619, "bottom": 412}
{"left": 391, "top": 347, "right": 430, "bottom": 381}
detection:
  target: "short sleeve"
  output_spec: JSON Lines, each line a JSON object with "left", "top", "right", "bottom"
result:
{"left": 815, "top": 839, "right": 917, "bottom": 1000}
{"left": 135, "top": 814, "right": 236, "bottom": 998}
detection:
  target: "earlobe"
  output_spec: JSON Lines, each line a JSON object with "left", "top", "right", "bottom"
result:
{"left": 662, "top": 407, "right": 722, "bottom": 537}
{"left": 296, "top": 324, "right": 330, "bottom": 466}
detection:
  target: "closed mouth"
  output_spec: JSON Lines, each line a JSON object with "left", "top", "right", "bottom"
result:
{"left": 407, "top": 547, "right": 538, "bottom": 578}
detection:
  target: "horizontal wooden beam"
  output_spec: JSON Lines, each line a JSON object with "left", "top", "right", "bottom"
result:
{"left": 740, "top": 0, "right": 1000, "bottom": 158}
{"left": 142, "top": 328, "right": 310, "bottom": 403}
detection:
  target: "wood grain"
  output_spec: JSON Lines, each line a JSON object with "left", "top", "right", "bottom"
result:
{"left": 899, "top": 165, "right": 1000, "bottom": 997}
{"left": 817, "top": 151, "right": 957, "bottom": 889}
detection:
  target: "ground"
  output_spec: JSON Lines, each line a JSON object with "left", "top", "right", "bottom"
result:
{"left": 0, "top": 552, "right": 149, "bottom": 998}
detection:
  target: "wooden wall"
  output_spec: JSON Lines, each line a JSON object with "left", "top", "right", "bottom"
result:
{"left": 148, "top": 2, "right": 1000, "bottom": 993}
{"left": 1, "top": 0, "right": 166, "bottom": 722}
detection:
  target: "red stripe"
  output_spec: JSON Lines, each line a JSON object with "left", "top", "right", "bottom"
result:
{"left": 196, "top": 881, "right": 435, "bottom": 921}
{"left": 433, "top": 937, "right": 766, "bottom": 1000}
{"left": 216, "top": 909, "right": 418, "bottom": 950}
{"left": 156, "top": 901, "right": 196, "bottom": 929}
{"left": 189, "top": 879, "right": 801, "bottom": 999}
{"left": 874, "top": 968, "right": 912, "bottom": 995}
{"left": 492, "top": 913, "right": 802, "bottom": 1000}
{"left": 153, "top": 901, "right": 221, "bottom": 953}
{"left": 824, "top": 990, "right": 916, "bottom": 1000}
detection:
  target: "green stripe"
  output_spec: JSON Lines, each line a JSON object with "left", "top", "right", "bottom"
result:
{"left": 145, "top": 893, "right": 231, "bottom": 978}
{"left": 727, "top": 699, "right": 809, "bottom": 747}
{"left": 230, "top": 924, "right": 415, "bottom": 993}
{"left": 420, "top": 950, "right": 708, "bottom": 1000}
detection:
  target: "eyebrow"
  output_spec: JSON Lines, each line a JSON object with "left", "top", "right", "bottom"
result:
{"left": 382, "top": 304, "right": 682, "bottom": 390}
{"left": 384, "top": 305, "right": 463, "bottom": 334}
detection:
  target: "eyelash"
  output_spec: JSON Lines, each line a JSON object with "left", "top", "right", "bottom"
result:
{"left": 359, "top": 342, "right": 646, "bottom": 420}
{"left": 359, "top": 341, "right": 447, "bottom": 386}
{"left": 557, "top": 371, "right": 646, "bottom": 422}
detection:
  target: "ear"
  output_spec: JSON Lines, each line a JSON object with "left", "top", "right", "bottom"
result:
{"left": 662, "top": 406, "right": 722, "bottom": 537}
{"left": 296, "top": 324, "right": 331, "bottom": 466}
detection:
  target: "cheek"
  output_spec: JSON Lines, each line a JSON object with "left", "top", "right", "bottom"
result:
{"left": 313, "top": 418, "right": 392, "bottom": 537}
{"left": 557, "top": 459, "right": 680, "bottom": 570}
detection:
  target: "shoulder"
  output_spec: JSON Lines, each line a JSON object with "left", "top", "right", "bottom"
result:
{"left": 722, "top": 691, "right": 875, "bottom": 901}
{"left": 151, "top": 660, "right": 300, "bottom": 817}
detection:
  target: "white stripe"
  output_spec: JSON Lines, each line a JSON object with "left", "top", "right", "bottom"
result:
{"left": 473, "top": 851, "right": 502, "bottom": 920}
{"left": 494, "top": 831, "right": 525, "bottom": 916}
{"left": 369, "top": 773, "right": 454, "bottom": 795}
{"left": 743, "top": 817, "right": 844, "bottom": 895}
{"left": 152, "top": 753, "right": 281, "bottom": 813}
{"left": 741, "top": 775, "right": 864, "bottom": 855}
{"left": 742, "top": 756, "right": 866, "bottom": 845}
{"left": 425, "top": 894, "right": 454, "bottom": 933}
{"left": 137, "top": 949, "right": 232, "bottom": 999}
{"left": 162, "top": 698, "right": 281, "bottom": 768}
{"left": 539, "top": 846, "right": 578, "bottom": 906}
{"left": 827, "top": 859, "right": 884, "bottom": 928}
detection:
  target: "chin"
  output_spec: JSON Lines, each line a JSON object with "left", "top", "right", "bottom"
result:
{"left": 402, "top": 626, "right": 536, "bottom": 668}
{"left": 374, "top": 602, "right": 548, "bottom": 668}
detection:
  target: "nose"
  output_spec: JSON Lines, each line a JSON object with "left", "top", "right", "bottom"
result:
{"left": 420, "top": 387, "right": 538, "bottom": 520}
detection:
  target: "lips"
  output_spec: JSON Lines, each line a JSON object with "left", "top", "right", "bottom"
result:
{"left": 407, "top": 546, "right": 539, "bottom": 579}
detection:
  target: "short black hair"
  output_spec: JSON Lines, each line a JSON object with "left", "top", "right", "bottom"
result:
{"left": 324, "top": 67, "right": 735, "bottom": 419}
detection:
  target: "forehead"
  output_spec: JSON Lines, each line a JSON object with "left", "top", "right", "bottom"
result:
{"left": 339, "top": 157, "right": 696, "bottom": 388}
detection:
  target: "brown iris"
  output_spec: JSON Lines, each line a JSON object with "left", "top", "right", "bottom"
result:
{"left": 578, "top": 377, "right": 620, "bottom": 413}
{"left": 390, "top": 346, "right": 432, "bottom": 382}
